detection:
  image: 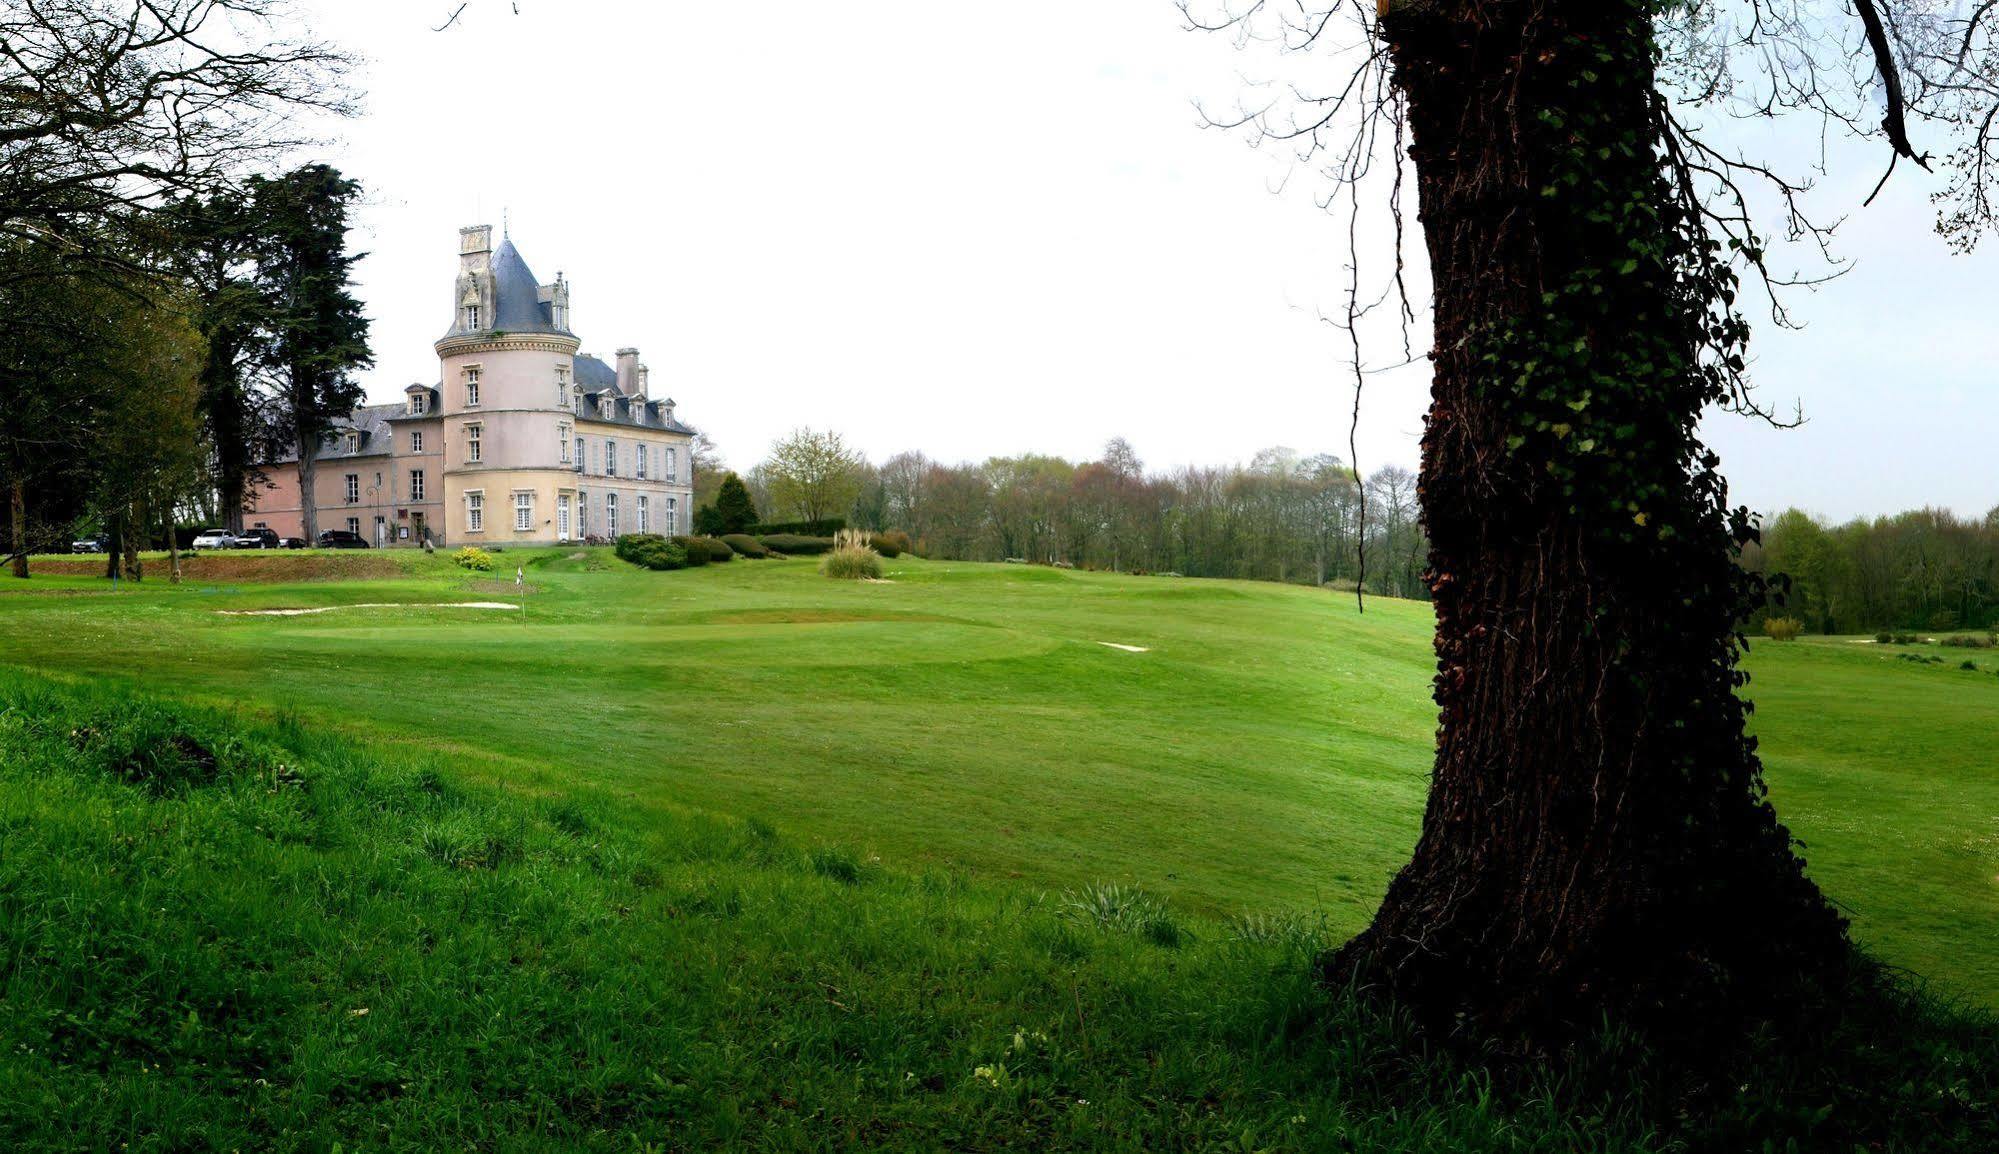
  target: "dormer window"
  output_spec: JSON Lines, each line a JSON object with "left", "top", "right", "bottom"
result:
{"left": 344, "top": 431, "right": 358, "bottom": 453}
{"left": 464, "top": 304, "right": 481, "bottom": 329}
{"left": 465, "top": 367, "right": 481, "bottom": 408}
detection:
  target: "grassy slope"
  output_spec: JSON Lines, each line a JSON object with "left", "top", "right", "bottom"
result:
{"left": 3, "top": 675, "right": 1993, "bottom": 1152}
{"left": 0, "top": 552, "right": 1994, "bottom": 1007}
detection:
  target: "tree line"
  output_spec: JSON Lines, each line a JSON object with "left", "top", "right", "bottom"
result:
{"left": 0, "top": 1, "right": 364, "bottom": 579}
{"left": 719, "top": 429, "right": 1431, "bottom": 597}
{"left": 1746, "top": 506, "right": 1999, "bottom": 635}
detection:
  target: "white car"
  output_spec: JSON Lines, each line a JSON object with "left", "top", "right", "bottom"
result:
{"left": 191, "top": 528, "right": 235, "bottom": 550}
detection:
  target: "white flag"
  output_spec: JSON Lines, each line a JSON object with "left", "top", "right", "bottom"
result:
{"left": 515, "top": 567, "right": 523, "bottom": 585}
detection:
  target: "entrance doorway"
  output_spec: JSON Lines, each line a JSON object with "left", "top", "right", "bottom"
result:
{"left": 557, "top": 494, "right": 571, "bottom": 542}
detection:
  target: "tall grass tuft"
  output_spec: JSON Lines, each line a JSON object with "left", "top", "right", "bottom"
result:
{"left": 820, "top": 529, "right": 884, "bottom": 580}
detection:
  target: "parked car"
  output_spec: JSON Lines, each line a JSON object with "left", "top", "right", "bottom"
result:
{"left": 279, "top": 537, "right": 308, "bottom": 550}
{"left": 70, "top": 535, "right": 108, "bottom": 554}
{"left": 316, "top": 529, "right": 370, "bottom": 549}
{"left": 230, "top": 528, "right": 279, "bottom": 549}
{"left": 191, "top": 528, "right": 235, "bottom": 550}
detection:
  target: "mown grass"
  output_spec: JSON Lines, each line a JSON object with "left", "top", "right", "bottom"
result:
{"left": 2, "top": 675, "right": 1994, "bottom": 1151}
{"left": 1, "top": 552, "right": 1996, "bottom": 1009}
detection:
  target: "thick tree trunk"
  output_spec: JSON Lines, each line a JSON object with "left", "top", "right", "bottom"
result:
{"left": 297, "top": 442, "right": 319, "bottom": 543}
{"left": 8, "top": 475, "right": 26, "bottom": 579}
{"left": 1333, "top": 0, "right": 1846, "bottom": 1043}
{"left": 122, "top": 499, "right": 142, "bottom": 582}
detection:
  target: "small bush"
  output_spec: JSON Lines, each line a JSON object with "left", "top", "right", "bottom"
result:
{"left": 1961, "top": 660, "right": 1980, "bottom": 671}
{"left": 870, "top": 529, "right": 912, "bottom": 558}
{"left": 614, "top": 533, "right": 687, "bottom": 571}
{"left": 689, "top": 536, "right": 734, "bottom": 563}
{"left": 1876, "top": 631, "right": 1894, "bottom": 644}
{"left": 721, "top": 533, "right": 769, "bottom": 558}
{"left": 1762, "top": 616, "right": 1804, "bottom": 641}
{"left": 1939, "top": 634, "right": 1995, "bottom": 649}
{"left": 760, "top": 533, "right": 835, "bottom": 556}
{"left": 453, "top": 546, "right": 494, "bottom": 571}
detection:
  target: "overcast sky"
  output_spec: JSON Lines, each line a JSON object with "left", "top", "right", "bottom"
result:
{"left": 291, "top": 1, "right": 1996, "bottom": 523}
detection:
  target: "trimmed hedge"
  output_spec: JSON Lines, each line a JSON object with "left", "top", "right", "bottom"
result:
{"left": 669, "top": 536, "right": 734, "bottom": 565}
{"left": 870, "top": 530, "right": 911, "bottom": 559}
{"left": 760, "top": 534, "right": 836, "bottom": 556}
{"left": 614, "top": 533, "right": 687, "bottom": 571}
{"left": 749, "top": 518, "right": 845, "bottom": 537}
{"left": 721, "top": 534, "right": 770, "bottom": 558}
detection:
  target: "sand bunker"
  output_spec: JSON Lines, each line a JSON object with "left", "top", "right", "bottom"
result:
{"left": 217, "top": 602, "right": 519, "bottom": 616}
{"left": 1096, "top": 642, "right": 1150, "bottom": 653}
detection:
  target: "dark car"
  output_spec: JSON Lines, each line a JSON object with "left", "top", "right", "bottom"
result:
{"left": 231, "top": 528, "right": 280, "bottom": 549}
{"left": 316, "top": 529, "right": 370, "bottom": 549}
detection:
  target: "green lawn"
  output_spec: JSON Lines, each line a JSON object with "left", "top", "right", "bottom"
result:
{"left": 2, "top": 550, "right": 1995, "bottom": 1005}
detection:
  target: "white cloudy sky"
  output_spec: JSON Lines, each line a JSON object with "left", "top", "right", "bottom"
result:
{"left": 286, "top": 1, "right": 1996, "bottom": 522}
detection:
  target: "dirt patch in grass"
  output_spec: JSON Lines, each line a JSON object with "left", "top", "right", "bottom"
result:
{"left": 33, "top": 553, "right": 407, "bottom": 582}
{"left": 463, "top": 579, "right": 540, "bottom": 597}
{"left": 688, "top": 608, "right": 957, "bottom": 627}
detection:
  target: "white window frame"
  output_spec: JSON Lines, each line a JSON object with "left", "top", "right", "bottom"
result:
{"left": 606, "top": 492, "right": 619, "bottom": 537}
{"left": 466, "top": 422, "right": 482, "bottom": 464}
{"left": 465, "top": 366, "right": 482, "bottom": 408}
{"left": 557, "top": 366, "right": 571, "bottom": 410}
{"left": 407, "top": 393, "right": 427, "bottom": 416}
{"left": 410, "top": 430, "right": 424, "bottom": 453}
{"left": 665, "top": 496, "right": 678, "bottom": 536}
{"left": 346, "top": 517, "right": 360, "bottom": 536}
{"left": 464, "top": 303, "right": 481, "bottom": 329}
{"left": 466, "top": 490, "right": 485, "bottom": 533}
{"left": 637, "top": 493, "right": 649, "bottom": 533}
{"left": 344, "top": 473, "right": 359, "bottom": 504}
{"left": 665, "top": 446, "right": 678, "bottom": 483}
{"left": 637, "top": 442, "right": 648, "bottom": 479}
{"left": 605, "top": 439, "right": 617, "bottom": 477}
{"left": 409, "top": 469, "right": 425, "bottom": 502}
{"left": 577, "top": 489, "right": 588, "bottom": 537}
{"left": 558, "top": 423, "right": 572, "bottom": 463}
{"left": 514, "top": 490, "right": 533, "bottom": 532}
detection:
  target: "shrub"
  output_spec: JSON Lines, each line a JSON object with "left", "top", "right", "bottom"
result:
{"left": 453, "top": 546, "right": 494, "bottom": 571}
{"left": 713, "top": 473, "right": 760, "bottom": 533}
{"left": 721, "top": 533, "right": 769, "bottom": 558}
{"left": 750, "top": 518, "right": 845, "bottom": 537}
{"left": 1961, "top": 660, "right": 1980, "bottom": 671}
{"left": 820, "top": 543, "right": 884, "bottom": 580}
{"left": 666, "top": 535, "right": 709, "bottom": 566}
{"left": 1938, "top": 634, "right": 1995, "bottom": 649}
{"left": 870, "top": 529, "right": 912, "bottom": 558}
{"left": 691, "top": 536, "right": 734, "bottom": 563}
{"left": 614, "top": 533, "right": 687, "bottom": 571}
{"left": 1762, "top": 616, "right": 1804, "bottom": 641}
{"left": 759, "top": 533, "right": 835, "bottom": 556}
{"left": 692, "top": 504, "right": 727, "bottom": 537}
{"left": 1875, "top": 631, "right": 1894, "bottom": 644}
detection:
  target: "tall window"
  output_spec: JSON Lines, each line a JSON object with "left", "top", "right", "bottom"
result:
{"left": 466, "top": 423, "right": 482, "bottom": 463}
{"left": 665, "top": 496, "right": 678, "bottom": 535}
{"left": 344, "top": 431, "right": 359, "bottom": 453}
{"left": 410, "top": 430, "right": 424, "bottom": 453}
{"left": 344, "top": 474, "right": 359, "bottom": 504}
{"left": 637, "top": 494, "right": 650, "bottom": 533}
{"left": 514, "top": 491, "right": 533, "bottom": 531}
{"left": 463, "top": 303, "right": 481, "bottom": 329}
{"left": 346, "top": 517, "right": 360, "bottom": 536}
{"left": 665, "top": 447, "right": 678, "bottom": 482}
{"left": 465, "top": 368, "right": 481, "bottom": 408}
{"left": 578, "top": 490, "right": 588, "bottom": 537}
{"left": 407, "top": 393, "right": 427, "bottom": 416}
{"left": 558, "top": 423, "right": 572, "bottom": 463}
{"left": 466, "top": 491, "right": 484, "bottom": 532}
{"left": 637, "top": 443, "right": 648, "bottom": 479}
{"left": 409, "top": 469, "right": 425, "bottom": 501}
{"left": 575, "top": 437, "right": 586, "bottom": 471}
{"left": 557, "top": 366, "right": 571, "bottom": 409}
{"left": 605, "top": 440, "right": 617, "bottom": 477}
{"left": 606, "top": 493, "right": 618, "bottom": 537}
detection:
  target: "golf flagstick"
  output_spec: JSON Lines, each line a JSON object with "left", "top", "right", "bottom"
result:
{"left": 517, "top": 565, "right": 525, "bottom": 623}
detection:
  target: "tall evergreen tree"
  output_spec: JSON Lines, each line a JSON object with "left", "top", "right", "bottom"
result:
{"left": 713, "top": 472, "right": 759, "bottom": 534}
{"left": 253, "top": 165, "right": 371, "bottom": 542}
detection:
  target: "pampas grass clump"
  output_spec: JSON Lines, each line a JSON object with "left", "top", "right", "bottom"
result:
{"left": 820, "top": 529, "right": 884, "bottom": 580}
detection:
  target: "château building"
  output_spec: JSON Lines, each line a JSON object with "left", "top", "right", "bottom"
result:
{"left": 245, "top": 224, "right": 696, "bottom": 546}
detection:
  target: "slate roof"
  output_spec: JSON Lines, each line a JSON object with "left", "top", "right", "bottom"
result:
{"left": 490, "top": 237, "right": 566, "bottom": 333}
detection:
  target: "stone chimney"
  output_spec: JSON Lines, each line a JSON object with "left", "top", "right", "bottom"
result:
{"left": 634, "top": 364, "right": 650, "bottom": 400}
{"left": 451, "top": 225, "right": 495, "bottom": 336}
{"left": 615, "top": 347, "right": 639, "bottom": 393}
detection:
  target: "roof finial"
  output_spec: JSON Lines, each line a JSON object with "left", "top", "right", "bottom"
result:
{"left": 502, "top": 206, "right": 509, "bottom": 238}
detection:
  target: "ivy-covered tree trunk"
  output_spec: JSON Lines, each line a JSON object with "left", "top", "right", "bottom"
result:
{"left": 1333, "top": 0, "right": 1848, "bottom": 1040}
